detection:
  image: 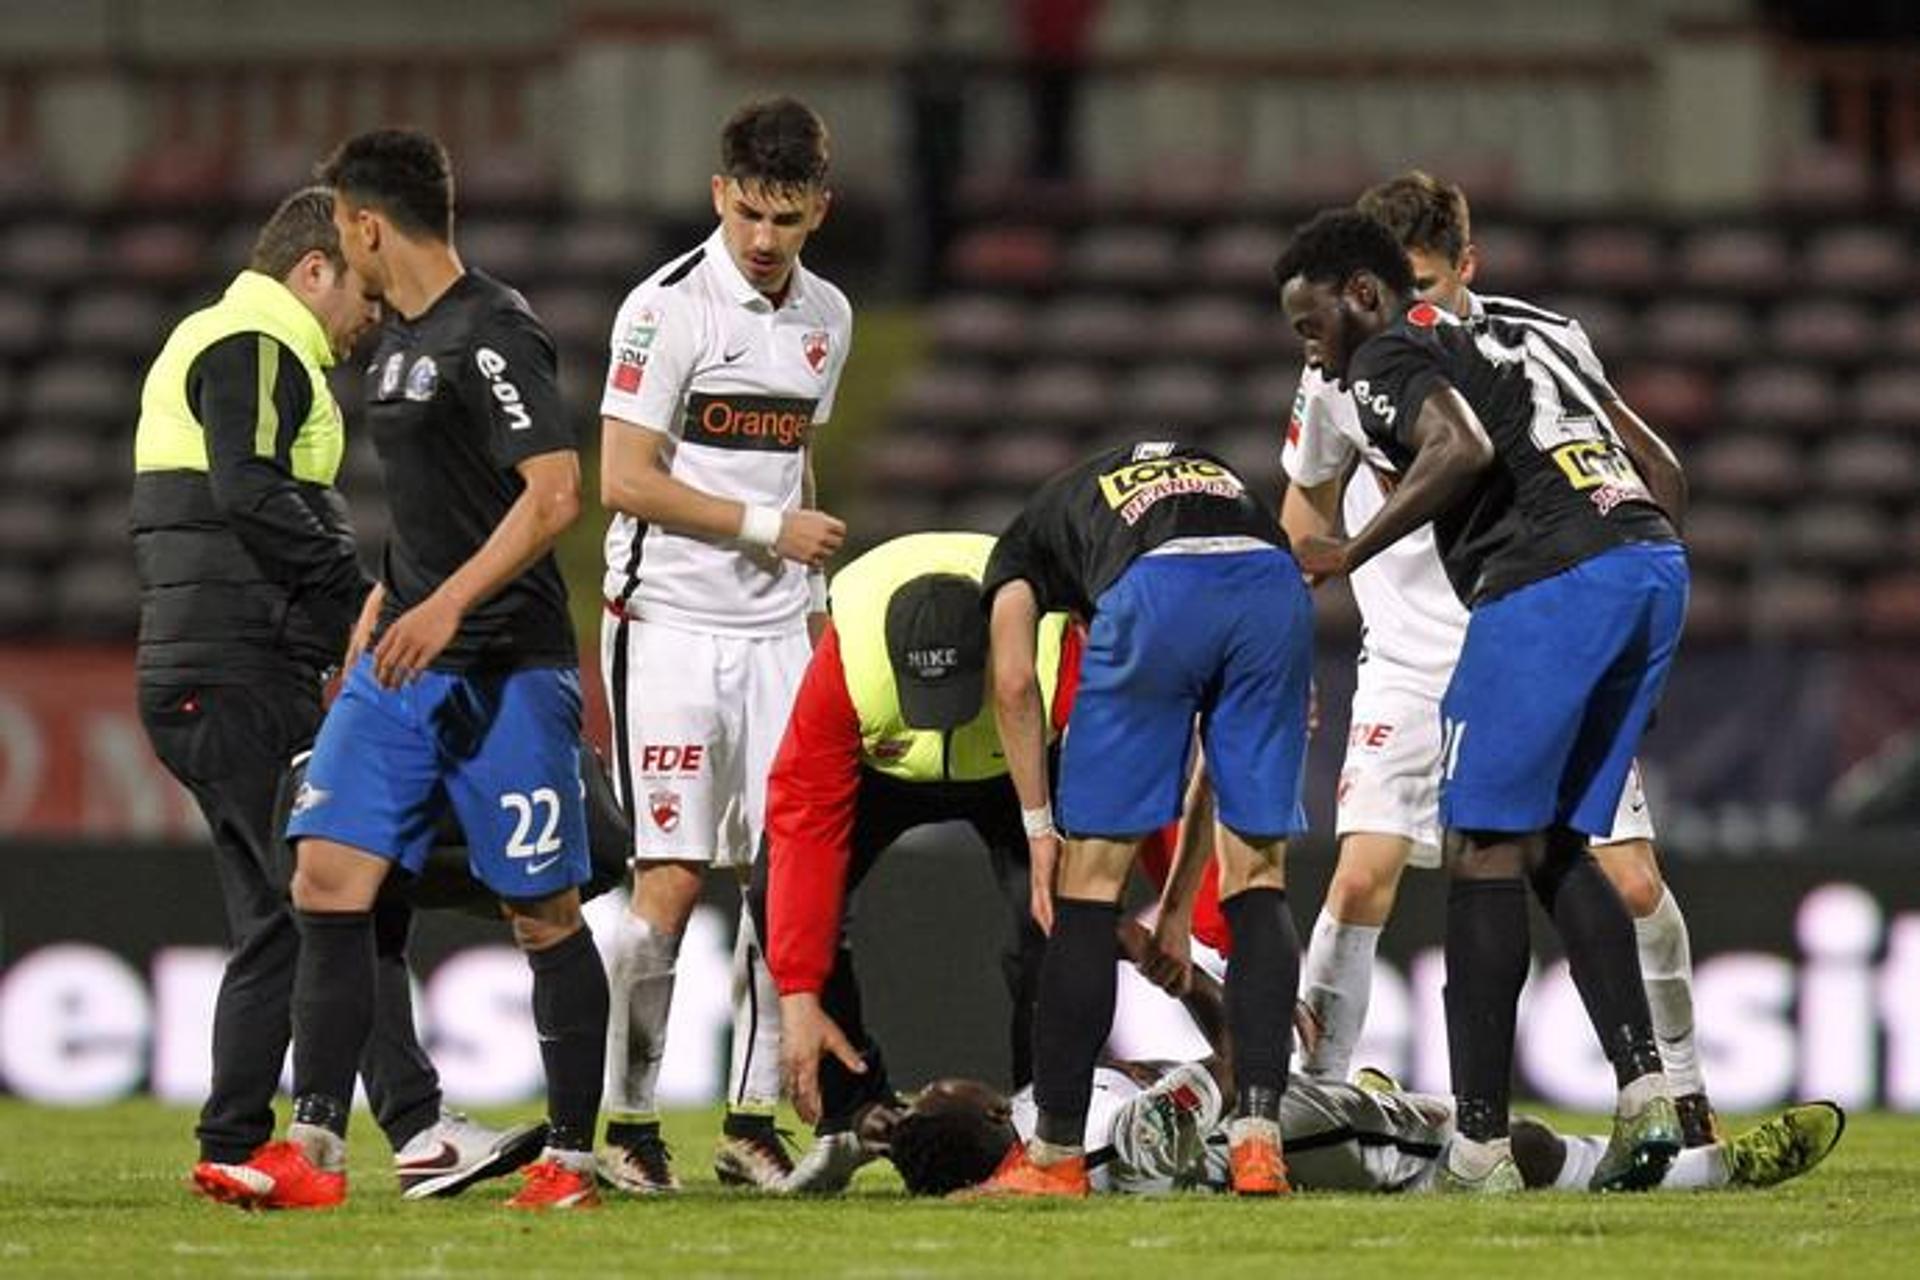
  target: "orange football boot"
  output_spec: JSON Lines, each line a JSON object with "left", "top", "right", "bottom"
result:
{"left": 506, "top": 1158, "right": 601, "bottom": 1210}
{"left": 953, "top": 1142, "right": 1090, "bottom": 1199}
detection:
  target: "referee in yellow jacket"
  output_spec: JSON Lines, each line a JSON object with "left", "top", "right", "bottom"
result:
{"left": 131, "top": 188, "right": 537, "bottom": 1197}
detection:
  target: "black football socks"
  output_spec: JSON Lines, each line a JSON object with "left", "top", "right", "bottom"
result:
{"left": 1531, "top": 849, "right": 1665, "bottom": 1087}
{"left": 291, "top": 909, "right": 376, "bottom": 1136}
{"left": 1219, "top": 887, "right": 1299, "bottom": 1121}
{"left": 1031, "top": 898, "right": 1121, "bottom": 1148}
{"left": 1444, "top": 877, "right": 1531, "bottom": 1141}
{"left": 529, "top": 925, "right": 609, "bottom": 1153}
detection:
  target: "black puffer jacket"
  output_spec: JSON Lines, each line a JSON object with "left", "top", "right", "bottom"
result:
{"left": 132, "top": 469, "right": 364, "bottom": 682}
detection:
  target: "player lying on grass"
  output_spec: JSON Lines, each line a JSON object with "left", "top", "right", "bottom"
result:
{"left": 884, "top": 925, "right": 1843, "bottom": 1197}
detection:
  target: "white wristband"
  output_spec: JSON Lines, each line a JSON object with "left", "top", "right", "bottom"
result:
{"left": 739, "top": 504, "right": 783, "bottom": 549}
{"left": 1022, "top": 804, "right": 1057, "bottom": 838}
{"left": 808, "top": 569, "right": 828, "bottom": 612}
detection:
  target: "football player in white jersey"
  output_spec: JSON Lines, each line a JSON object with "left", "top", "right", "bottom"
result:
{"left": 595, "top": 97, "right": 854, "bottom": 1192}
{"left": 1280, "top": 172, "right": 1719, "bottom": 1146}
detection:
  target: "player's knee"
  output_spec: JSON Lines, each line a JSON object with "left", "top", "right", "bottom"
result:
{"left": 633, "top": 860, "right": 705, "bottom": 932}
{"left": 507, "top": 893, "right": 585, "bottom": 951}
{"left": 1594, "top": 842, "right": 1663, "bottom": 916}
{"left": 1444, "top": 832, "right": 1524, "bottom": 881}
{"left": 289, "top": 843, "right": 380, "bottom": 912}
{"left": 1326, "top": 860, "right": 1398, "bottom": 924}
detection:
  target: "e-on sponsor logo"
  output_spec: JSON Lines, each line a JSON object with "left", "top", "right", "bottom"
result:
{"left": 1097, "top": 456, "right": 1245, "bottom": 525}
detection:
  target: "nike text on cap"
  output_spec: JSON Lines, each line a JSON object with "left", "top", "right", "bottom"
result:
{"left": 885, "top": 573, "right": 988, "bottom": 731}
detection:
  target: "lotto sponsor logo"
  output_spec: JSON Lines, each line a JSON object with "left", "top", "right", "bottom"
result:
{"left": 640, "top": 743, "right": 705, "bottom": 775}
{"left": 1097, "top": 456, "right": 1245, "bottom": 525}
{"left": 1286, "top": 415, "right": 1302, "bottom": 447}
{"left": 1407, "top": 301, "right": 1442, "bottom": 328}
{"left": 682, "top": 392, "right": 817, "bottom": 453}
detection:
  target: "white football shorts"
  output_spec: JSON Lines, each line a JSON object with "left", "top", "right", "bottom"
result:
{"left": 1337, "top": 677, "right": 1654, "bottom": 868}
{"left": 601, "top": 613, "right": 812, "bottom": 868}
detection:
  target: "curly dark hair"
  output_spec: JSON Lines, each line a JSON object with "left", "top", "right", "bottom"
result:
{"left": 889, "top": 1084, "right": 1017, "bottom": 1196}
{"left": 720, "top": 96, "right": 831, "bottom": 194}
{"left": 1357, "top": 170, "right": 1472, "bottom": 264}
{"left": 1271, "top": 208, "right": 1415, "bottom": 296}
{"left": 316, "top": 128, "right": 454, "bottom": 242}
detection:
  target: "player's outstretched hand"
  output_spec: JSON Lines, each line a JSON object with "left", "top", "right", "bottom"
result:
{"left": 372, "top": 595, "right": 462, "bottom": 688}
{"left": 780, "top": 992, "right": 866, "bottom": 1126}
{"left": 777, "top": 508, "right": 846, "bottom": 570}
{"left": 1027, "top": 832, "right": 1060, "bottom": 935}
{"left": 1292, "top": 533, "right": 1352, "bottom": 582}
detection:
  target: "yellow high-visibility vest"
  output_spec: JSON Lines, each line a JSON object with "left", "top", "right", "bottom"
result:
{"left": 831, "top": 531, "right": 1065, "bottom": 784}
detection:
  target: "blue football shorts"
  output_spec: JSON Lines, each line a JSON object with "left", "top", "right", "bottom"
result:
{"left": 1439, "top": 540, "right": 1689, "bottom": 837}
{"left": 287, "top": 656, "right": 591, "bottom": 900}
{"left": 1058, "top": 548, "right": 1312, "bottom": 840}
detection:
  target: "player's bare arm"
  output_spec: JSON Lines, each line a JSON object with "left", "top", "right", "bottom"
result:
{"left": 599, "top": 415, "right": 845, "bottom": 568}
{"left": 989, "top": 580, "right": 1057, "bottom": 934}
{"left": 1144, "top": 757, "right": 1216, "bottom": 996}
{"left": 1602, "top": 399, "right": 1688, "bottom": 531}
{"left": 1280, "top": 475, "right": 1341, "bottom": 545}
{"left": 1294, "top": 385, "right": 1492, "bottom": 579}
{"left": 373, "top": 448, "right": 580, "bottom": 686}
{"left": 344, "top": 581, "right": 383, "bottom": 673}
{"left": 1280, "top": 475, "right": 1345, "bottom": 588}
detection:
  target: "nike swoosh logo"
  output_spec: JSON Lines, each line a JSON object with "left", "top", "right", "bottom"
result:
{"left": 527, "top": 855, "right": 562, "bottom": 875}
{"left": 722, "top": 347, "right": 748, "bottom": 363}
{"left": 396, "top": 1142, "right": 462, "bottom": 1172}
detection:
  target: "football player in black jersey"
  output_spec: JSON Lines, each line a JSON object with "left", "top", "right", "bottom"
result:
{"left": 972, "top": 441, "right": 1314, "bottom": 1197}
{"left": 1283, "top": 170, "right": 1719, "bottom": 1152}
{"left": 1277, "top": 209, "right": 1690, "bottom": 1194}
{"left": 195, "top": 130, "right": 607, "bottom": 1212}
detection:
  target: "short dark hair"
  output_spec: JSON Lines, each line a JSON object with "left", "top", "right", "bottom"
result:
{"left": 719, "top": 96, "right": 830, "bottom": 194}
{"left": 1356, "top": 170, "right": 1471, "bottom": 264}
{"left": 889, "top": 1087, "right": 1016, "bottom": 1196}
{"left": 1272, "top": 208, "right": 1416, "bottom": 297}
{"left": 250, "top": 186, "right": 345, "bottom": 278}
{"left": 316, "top": 128, "right": 454, "bottom": 241}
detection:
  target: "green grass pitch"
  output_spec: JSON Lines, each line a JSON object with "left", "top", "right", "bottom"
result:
{"left": 3, "top": 1100, "right": 1918, "bottom": 1278}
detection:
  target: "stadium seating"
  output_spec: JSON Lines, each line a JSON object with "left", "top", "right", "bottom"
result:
{"left": 872, "top": 202, "right": 1920, "bottom": 644}
{"left": 1, "top": 195, "right": 1915, "bottom": 649}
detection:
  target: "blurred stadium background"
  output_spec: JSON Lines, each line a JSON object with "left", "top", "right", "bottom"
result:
{"left": 0, "top": 0, "right": 1916, "bottom": 1120}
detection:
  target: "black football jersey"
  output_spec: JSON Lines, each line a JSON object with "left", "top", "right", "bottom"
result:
{"left": 362, "top": 271, "right": 577, "bottom": 670}
{"left": 1346, "top": 301, "right": 1675, "bottom": 605}
{"left": 982, "top": 441, "right": 1287, "bottom": 618}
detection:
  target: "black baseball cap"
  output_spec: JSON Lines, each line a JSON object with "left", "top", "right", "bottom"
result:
{"left": 886, "top": 573, "right": 988, "bottom": 731}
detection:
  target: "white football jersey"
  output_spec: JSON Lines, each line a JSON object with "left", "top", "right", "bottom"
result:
{"left": 1280, "top": 292, "right": 1613, "bottom": 696}
{"left": 1009, "top": 1065, "right": 1449, "bottom": 1194}
{"left": 1283, "top": 364, "right": 1466, "bottom": 697}
{"left": 600, "top": 227, "right": 853, "bottom": 635}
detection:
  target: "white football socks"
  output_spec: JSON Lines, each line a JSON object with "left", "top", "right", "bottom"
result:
{"left": 727, "top": 902, "right": 784, "bottom": 1112}
{"left": 288, "top": 1121, "right": 347, "bottom": 1173}
{"left": 604, "top": 910, "right": 681, "bottom": 1123}
{"left": 1299, "top": 909, "right": 1383, "bottom": 1081}
{"left": 1554, "top": 1134, "right": 1726, "bottom": 1190}
{"left": 1633, "top": 888, "right": 1707, "bottom": 1096}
